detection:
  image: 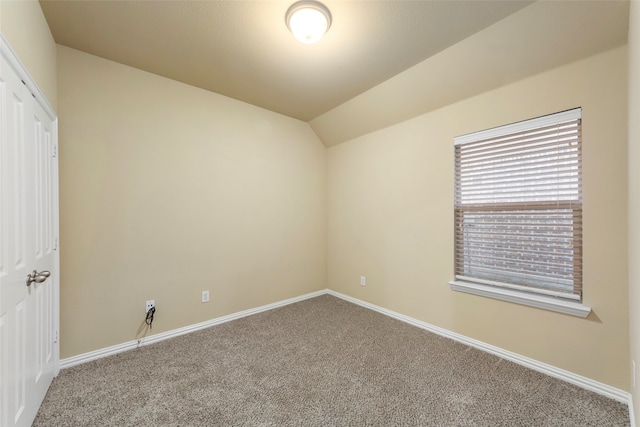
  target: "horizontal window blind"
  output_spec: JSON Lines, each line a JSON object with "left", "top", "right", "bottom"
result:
{"left": 454, "top": 109, "right": 582, "bottom": 300}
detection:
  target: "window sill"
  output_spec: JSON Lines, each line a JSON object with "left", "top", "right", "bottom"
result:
{"left": 448, "top": 280, "right": 591, "bottom": 318}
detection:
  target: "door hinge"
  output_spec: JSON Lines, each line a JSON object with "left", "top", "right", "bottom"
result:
{"left": 54, "top": 237, "right": 58, "bottom": 251}
{"left": 52, "top": 145, "right": 57, "bottom": 158}
{"left": 54, "top": 330, "right": 59, "bottom": 343}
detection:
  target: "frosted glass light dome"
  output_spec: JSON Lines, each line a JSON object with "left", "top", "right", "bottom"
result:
{"left": 286, "top": 1, "right": 332, "bottom": 44}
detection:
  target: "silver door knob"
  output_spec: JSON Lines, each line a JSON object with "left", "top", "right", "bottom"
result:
{"left": 26, "top": 270, "right": 50, "bottom": 287}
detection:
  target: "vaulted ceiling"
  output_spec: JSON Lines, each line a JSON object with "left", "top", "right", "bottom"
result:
{"left": 40, "top": 1, "right": 629, "bottom": 146}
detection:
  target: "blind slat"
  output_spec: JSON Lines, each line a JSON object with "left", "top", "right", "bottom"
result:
{"left": 455, "top": 275, "right": 581, "bottom": 300}
{"left": 458, "top": 136, "right": 579, "bottom": 164}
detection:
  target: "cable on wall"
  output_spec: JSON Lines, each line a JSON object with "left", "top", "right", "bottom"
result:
{"left": 145, "top": 306, "right": 156, "bottom": 330}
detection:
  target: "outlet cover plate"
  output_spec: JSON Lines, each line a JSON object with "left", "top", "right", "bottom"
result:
{"left": 202, "top": 291, "right": 210, "bottom": 303}
{"left": 146, "top": 300, "right": 155, "bottom": 313}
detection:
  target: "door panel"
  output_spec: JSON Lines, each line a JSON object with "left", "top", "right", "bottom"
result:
{"left": 32, "top": 99, "right": 56, "bottom": 392}
{"left": 0, "top": 39, "right": 59, "bottom": 427}
{"left": 1, "top": 53, "right": 33, "bottom": 427}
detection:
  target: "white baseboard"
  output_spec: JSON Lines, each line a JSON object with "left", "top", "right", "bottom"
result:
{"left": 327, "top": 289, "right": 630, "bottom": 405}
{"left": 60, "top": 287, "right": 632, "bottom": 418}
{"left": 60, "top": 290, "right": 327, "bottom": 369}
{"left": 630, "top": 395, "right": 637, "bottom": 427}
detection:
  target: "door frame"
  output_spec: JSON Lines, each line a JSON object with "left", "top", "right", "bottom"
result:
{"left": 0, "top": 33, "right": 60, "bottom": 377}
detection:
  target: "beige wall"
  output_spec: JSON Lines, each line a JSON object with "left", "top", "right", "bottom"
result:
{"left": 57, "top": 46, "right": 326, "bottom": 358}
{"left": 0, "top": 0, "right": 57, "bottom": 109}
{"left": 628, "top": 0, "right": 640, "bottom": 419}
{"left": 327, "top": 46, "right": 629, "bottom": 390}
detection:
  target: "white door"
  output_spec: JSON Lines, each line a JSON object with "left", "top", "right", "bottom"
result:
{"left": 0, "top": 37, "right": 59, "bottom": 427}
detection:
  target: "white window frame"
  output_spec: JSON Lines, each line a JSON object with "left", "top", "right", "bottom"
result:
{"left": 449, "top": 109, "right": 591, "bottom": 318}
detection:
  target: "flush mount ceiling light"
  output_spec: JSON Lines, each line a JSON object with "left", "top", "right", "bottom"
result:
{"left": 285, "top": 1, "right": 332, "bottom": 44}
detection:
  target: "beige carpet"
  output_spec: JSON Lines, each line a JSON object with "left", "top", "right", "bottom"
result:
{"left": 35, "top": 295, "right": 629, "bottom": 426}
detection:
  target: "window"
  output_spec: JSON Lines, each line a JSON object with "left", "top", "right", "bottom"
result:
{"left": 449, "top": 108, "right": 590, "bottom": 317}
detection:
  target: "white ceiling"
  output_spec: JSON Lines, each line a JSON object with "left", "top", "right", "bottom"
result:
{"left": 39, "top": 1, "right": 630, "bottom": 146}
{"left": 40, "top": 0, "right": 533, "bottom": 121}
{"left": 311, "top": 0, "right": 630, "bottom": 145}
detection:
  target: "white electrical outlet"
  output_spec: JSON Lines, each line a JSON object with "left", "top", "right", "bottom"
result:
{"left": 146, "top": 300, "right": 155, "bottom": 313}
{"left": 360, "top": 276, "right": 366, "bottom": 286}
{"left": 202, "top": 290, "right": 210, "bottom": 303}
